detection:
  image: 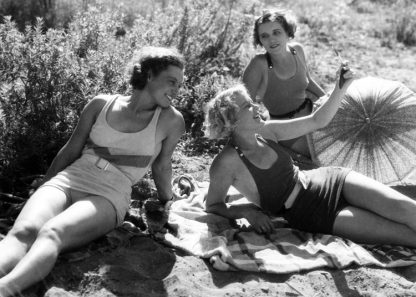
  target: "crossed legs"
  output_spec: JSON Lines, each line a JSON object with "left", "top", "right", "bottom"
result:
{"left": 333, "top": 171, "right": 416, "bottom": 247}
{"left": 0, "top": 186, "right": 117, "bottom": 296}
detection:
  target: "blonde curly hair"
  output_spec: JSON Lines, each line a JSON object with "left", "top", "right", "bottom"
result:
{"left": 203, "top": 84, "right": 251, "bottom": 139}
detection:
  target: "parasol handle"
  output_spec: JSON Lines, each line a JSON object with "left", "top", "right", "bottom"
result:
{"left": 339, "top": 67, "right": 347, "bottom": 89}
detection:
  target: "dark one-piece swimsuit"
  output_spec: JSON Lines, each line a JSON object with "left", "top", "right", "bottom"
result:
{"left": 233, "top": 135, "right": 351, "bottom": 234}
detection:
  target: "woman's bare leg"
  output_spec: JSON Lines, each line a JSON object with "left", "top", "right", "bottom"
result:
{"left": 0, "top": 195, "right": 117, "bottom": 296}
{"left": 333, "top": 171, "right": 416, "bottom": 247}
{"left": 333, "top": 206, "right": 416, "bottom": 247}
{"left": 0, "top": 186, "right": 69, "bottom": 277}
{"left": 343, "top": 171, "right": 416, "bottom": 230}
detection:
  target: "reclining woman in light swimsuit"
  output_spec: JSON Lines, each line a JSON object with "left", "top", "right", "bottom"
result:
{"left": 0, "top": 46, "right": 186, "bottom": 296}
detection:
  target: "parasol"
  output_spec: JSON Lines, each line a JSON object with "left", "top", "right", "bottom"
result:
{"left": 309, "top": 76, "right": 416, "bottom": 186}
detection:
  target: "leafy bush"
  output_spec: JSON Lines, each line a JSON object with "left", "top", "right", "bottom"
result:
{"left": 358, "top": 0, "right": 416, "bottom": 47}
{"left": 0, "top": 18, "right": 86, "bottom": 192}
{"left": 0, "top": 0, "right": 84, "bottom": 30}
{"left": 175, "top": 73, "right": 239, "bottom": 154}
{"left": 0, "top": 0, "right": 254, "bottom": 191}
{"left": 394, "top": 2, "right": 416, "bottom": 46}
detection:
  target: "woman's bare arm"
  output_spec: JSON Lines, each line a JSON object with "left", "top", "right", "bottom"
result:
{"left": 41, "top": 97, "right": 106, "bottom": 184}
{"left": 205, "top": 149, "right": 275, "bottom": 234}
{"left": 152, "top": 107, "right": 185, "bottom": 203}
{"left": 266, "top": 66, "right": 354, "bottom": 141}
{"left": 242, "top": 55, "right": 266, "bottom": 103}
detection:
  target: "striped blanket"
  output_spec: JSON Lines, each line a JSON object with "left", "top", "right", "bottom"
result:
{"left": 162, "top": 184, "right": 416, "bottom": 274}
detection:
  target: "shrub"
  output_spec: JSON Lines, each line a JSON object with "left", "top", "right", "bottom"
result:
{"left": 176, "top": 73, "right": 239, "bottom": 154}
{"left": 0, "top": 0, "right": 85, "bottom": 30}
{"left": 0, "top": 1, "right": 254, "bottom": 190}
{"left": 0, "top": 17, "right": 86, "bottom": 193}
{"left": 365, "top": 0, "right": 416, "bottom": 47}
{"left": 394, "top": 4, "right": 416, "bottom": 46}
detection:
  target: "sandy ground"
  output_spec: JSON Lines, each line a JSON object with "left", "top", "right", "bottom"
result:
{"left": 21, "top": 235, "right": 416, "bottom": 297}
{"left": 7, "top": 154, "right": 415, "bottom": 297}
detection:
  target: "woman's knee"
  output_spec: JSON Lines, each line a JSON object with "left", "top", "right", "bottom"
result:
{"left": 37, "top": 223, "right": 64, "bottom": 251}
{"left": 8, "top": 221, "right": 40, "bottom": 245}
{"left": 396, "top": 199, "right": 416, "bottom": 229}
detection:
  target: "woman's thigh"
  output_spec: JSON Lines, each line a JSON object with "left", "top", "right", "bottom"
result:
{"left": 333, "top": 206, "right": 416, "bottom": 247}
{"left": 41, "top": 195, "right": 117, "bottom": 251}
{"left": 14, "top": 186, "right": 71, "bottom": 230}
{"left": 342, "top": 171, "right": 416, "bottom": 225}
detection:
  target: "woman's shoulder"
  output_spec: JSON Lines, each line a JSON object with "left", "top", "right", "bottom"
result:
{"left": 289, "top": 42, "right": 307, "bottom": 59}
{"left": 89, "top": 94, "right": 117, "bottom": 107}
{"left": 82, "top": 94, "right": 113, "bottom": 115}
{"left": 248, "top": 53, "right": 268, "bottom": 67}
{"left": 211, "top": 145, "right": 240, "bottom": 171}
{"left": 158, "top": 106, "right": 185, "bottom": 133}
{"left": 243, "top": 53, "right": 268, "bottom": 81}
{"left": 159, "top": 106, "right": 184, "bottom": 123}
{"left": 289, "top": 41, "right": 304, "bottom": 51}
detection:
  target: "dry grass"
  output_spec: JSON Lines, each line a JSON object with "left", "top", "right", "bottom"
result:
{"left": 256, "top": 0, "right": 416, "bottom": 92}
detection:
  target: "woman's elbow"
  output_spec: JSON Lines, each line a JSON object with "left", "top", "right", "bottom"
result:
{"left": 152, "top": 156, "right": 171, "bottom": 171}
{"left": 205, "top": 205, "right": 215, "bottom": 214}
{"left": 205, "top": 200, "right": 224, "bottom": 214}
{"left": 205, "top": 201, "right": 217, "bottom": 213}
{"left": 311, "top": 114, "right": 330, "bottom": 130}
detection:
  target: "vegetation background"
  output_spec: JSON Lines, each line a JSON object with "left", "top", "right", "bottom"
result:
{"left": 1, "top": 0, "right": 416, "bottom": 195}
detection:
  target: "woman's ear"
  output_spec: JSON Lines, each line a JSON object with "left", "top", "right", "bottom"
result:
{"left": 147, "top": 70, "right": 154, "bottom": 81}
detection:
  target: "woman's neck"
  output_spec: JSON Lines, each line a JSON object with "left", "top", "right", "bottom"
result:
{"left": 232, "top": 128, "right": 263, "bottom": 151}
{"left": 127, "top": 90, "right": 157, "bottom": 114}
{"left": 268, "top": 45, "right": 292, "bottom": 63}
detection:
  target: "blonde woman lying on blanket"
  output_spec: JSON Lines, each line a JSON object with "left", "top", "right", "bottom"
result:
{"left": 203, "top": 65, "right": 416, "bottom": 248}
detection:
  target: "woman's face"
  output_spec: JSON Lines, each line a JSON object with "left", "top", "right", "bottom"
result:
{"left": 257, "top": 21, "right": 289, "bottom": 54}
{"left": 234, "top": 93, "right": 261, "bottom": 124}
{"left": 147, "top": 65, "right": 184, "bottom": 108}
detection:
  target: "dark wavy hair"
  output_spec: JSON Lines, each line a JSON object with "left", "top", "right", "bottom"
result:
{"left": 127, "top": 47, "right": 185, "bottom": 90}
{"left": 252, "top": 9, "right": 297, "bottom": 47}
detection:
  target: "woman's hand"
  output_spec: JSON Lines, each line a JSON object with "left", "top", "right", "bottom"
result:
{"left": 337, "top": 62, "right": 354, "bottom": 90}
{"left": 244, "top": 207, "right": 275, "bottom": 234}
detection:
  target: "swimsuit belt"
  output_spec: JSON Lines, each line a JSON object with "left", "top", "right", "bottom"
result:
{"left": 270, "top": 98, "right": 312, "bottom": 119}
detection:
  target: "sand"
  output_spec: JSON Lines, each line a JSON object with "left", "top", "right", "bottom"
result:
{"left": 3, "top": 155, "right": 416, "bottom": 297}
{"left": 28, "top": 235, "right": 416, "bottom": 297}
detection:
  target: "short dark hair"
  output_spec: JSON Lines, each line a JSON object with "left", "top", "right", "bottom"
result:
{"left": 253, "top": 9, "right": 297, "bottom": 47}
{"left": 127, "top": 46, "right": 185, "bottom": 90}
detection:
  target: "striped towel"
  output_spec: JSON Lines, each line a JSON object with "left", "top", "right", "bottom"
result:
{"left": 162, "top": 187, "right": 416, "bottom": 274}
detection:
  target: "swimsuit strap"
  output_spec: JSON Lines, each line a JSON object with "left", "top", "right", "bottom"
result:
{"left": 265, "top": 46, "right": 297, "bottom": 69}
{"left": 232, "top": 144, "right": 245, "bottom": 157}
{"left": 232, "top": 135, "right": 269, "bottom": 158}
{"left": 266, "top": 52, "right": 273, "bottom": 69}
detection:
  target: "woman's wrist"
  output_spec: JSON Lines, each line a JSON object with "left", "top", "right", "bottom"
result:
{"left": 160, "top": 194, "right": 174, "bottom": 205}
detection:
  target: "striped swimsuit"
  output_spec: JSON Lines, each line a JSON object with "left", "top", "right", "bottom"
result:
{"left": 42, "top": 95, "right": 162, "bottom": 225}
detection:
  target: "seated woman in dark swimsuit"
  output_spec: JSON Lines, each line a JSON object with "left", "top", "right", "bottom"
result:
{"left": 243, "top": 9, "right": 326, "bottom": 167}
{"left": 203, "top": 66, "right": 416, "bottom": 247}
